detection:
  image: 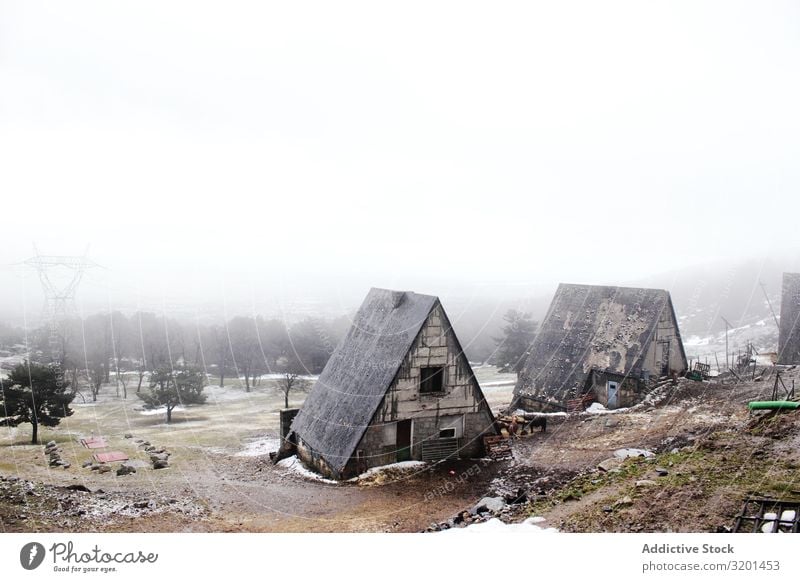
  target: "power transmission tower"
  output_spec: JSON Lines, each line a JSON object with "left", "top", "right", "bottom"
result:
{"left": 23, "top": 246, "right": 99, "bottom": 324}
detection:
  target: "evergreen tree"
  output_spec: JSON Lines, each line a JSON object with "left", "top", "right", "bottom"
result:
{"left": 137, "top": 366, "right": 207, "bottom": 423}
{"left": 0, "top": 362, "right": 75, "bottom": 444}
{"left": 493, "top": 310, "right": 538, "bottom": 377}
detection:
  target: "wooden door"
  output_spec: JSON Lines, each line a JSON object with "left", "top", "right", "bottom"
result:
{"left": 396, "top": 419, "right": 412, "bottom": 462}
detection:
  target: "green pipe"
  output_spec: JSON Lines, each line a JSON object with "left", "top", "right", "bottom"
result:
{"left": 748, "top": 401, "right": 800, "bottom": 411}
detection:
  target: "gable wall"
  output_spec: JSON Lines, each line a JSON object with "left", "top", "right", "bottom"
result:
{"left": 641, "top": 304, "right": 687, "bottom": 377}
{"left": 355, "top": 304, "right": 493, "bottom": 470}
{"left": 779, "top": 273, "right": 800, "bottom": 364}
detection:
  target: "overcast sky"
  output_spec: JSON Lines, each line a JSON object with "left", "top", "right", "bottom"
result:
{"left": 1, "top": 1, "right": 799, "bottom": 318}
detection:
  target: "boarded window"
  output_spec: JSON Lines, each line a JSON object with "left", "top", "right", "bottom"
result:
{"left": 381, "top": 422, "right": 397, "bottom": 445}
{"left": 420, "top": 366, "right": 445, "bottom": 394}
{"left": 437, "top": 414, "right": 464, "bottom": 438}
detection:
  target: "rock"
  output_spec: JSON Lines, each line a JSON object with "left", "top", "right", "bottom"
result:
{"left": 124, "top": 434, "right": 133, "bottom": 439}
{"left": 145, "top": 446, "right": 156, "bottom": 453}
{"left": 598, "top": 458, "right": 624, "bottom": 472}
{"left": 82, "top": 460, "right": 93, "bottom": 468}
{"left": 133, "top": 501, "right": 150, "bottom": 509}
{"left": 66, "top": 484, "right": 91, "bottom": 492}
{"left": 635, "top": 480, "right": 657, "bottom": 488}
{"left": 153, "top": 460, "right": 169, "bottom": 470}
{"left": 98, "top": 465, "right": 112, "bottom": 474}
{"left": 89, "top": 464, "right": 101, "bottom": 471}
{"left": 62, "top": 463, "right": 71, "bottom": 469}
{"left": 655, "top": 467, "right": 669, "bottom": 477}
{"left": 150, "top": 453, "right": 169, "bottom": 463}
{"left": 471, "top": 496, "right": 505, "bottom": 515}
{"left": 614, "top": 496, "right": 634, "bottom": 507}
{"left": 46, "top": 440, "right": 56, "bottom": 447}
{"left": 602, "top": 506, "right": 613, "bottom": 513}
{"left": 116, "top": 465, "right": 137, "bottom": 476}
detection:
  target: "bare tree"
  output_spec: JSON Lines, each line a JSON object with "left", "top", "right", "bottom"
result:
{"left": 228, "top": 317, "right": 259, "bottom": 392}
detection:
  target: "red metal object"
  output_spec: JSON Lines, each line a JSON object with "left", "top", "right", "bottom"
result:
{"left": 81, "top": 437, "right": 109, "bottom": 449}
{"left": 94, "top": 451, "right": 129, "bottom": 463}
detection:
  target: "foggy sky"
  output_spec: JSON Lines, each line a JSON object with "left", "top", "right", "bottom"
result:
{"left": 2, "top": 1, "right": 800, "bottom": 320}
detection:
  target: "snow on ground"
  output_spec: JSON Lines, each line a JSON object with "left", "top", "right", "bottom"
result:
{"left": 586, "top": 403, "right": 630, "bottom": 415}
{"left": 276, "top": 455, "right": 339, "bottom": 485}
{"left": 512, "top": 409, "right": 568, "bottom": 418}
{"left": 614, "top": 448, "right": 655, "bottom": 459}
{"left": 234, "top": 437, "right": 280, "bottom": 457}
{"left": 348, "top": 461, "right": 427, "bottom": 482}
{"left": 139, "top": 406, "right": 186, "bottom": 416}
{"left": 440, "top": 516, "right": 558, "bottom": 533}
{"left": 480, "top": 380, "right": 516, "bottom": 388}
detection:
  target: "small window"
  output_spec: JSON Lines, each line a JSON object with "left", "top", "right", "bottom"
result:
{"left": 420, "top": 366, "right": 444, "bottom": 394}
{"left": 438, "top": 427, "right": 456, "bottom": 438}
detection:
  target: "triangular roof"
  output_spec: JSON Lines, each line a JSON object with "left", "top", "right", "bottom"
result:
{"left": 290, "top": 287, "right": 439, "bottom": 474}
{"left": 514, "top": 283, "right": 687, "bottom": 404}
{"left": 778, "top": 273, "right": 800, "bottom": 364}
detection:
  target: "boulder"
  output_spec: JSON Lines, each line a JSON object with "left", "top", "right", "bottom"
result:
{"left": 614, "top": 495, "right": 634, "bottom": 507}
{"left": 97, "top": 465, "right": 112, "bottom": 474}
{"left": 153, "top": 460, "right": 169, "bottom": 470}
{"left": 597, "top": 458, "right": 624, "bottom": 472}
{"left": 471, "top": 496, "right": 505, "bottom": 515}
{"left": 116, "top": 465, "right": 137, "bottom": 476}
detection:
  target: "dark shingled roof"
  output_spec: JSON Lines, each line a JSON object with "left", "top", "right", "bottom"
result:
{"left": 514, "top": 283, "right": 685, "bottom": 404}
{"left": 290, "top": 287, "right": 439, "bottom": 474}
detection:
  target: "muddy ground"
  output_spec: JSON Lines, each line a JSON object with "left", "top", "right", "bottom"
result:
{"left": 1, "top": 369, "right": 798, "bottom": 533}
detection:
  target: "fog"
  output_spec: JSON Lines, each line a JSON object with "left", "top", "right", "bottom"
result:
{"left": 2, "top": 1, "right": 800, "bottom": 323}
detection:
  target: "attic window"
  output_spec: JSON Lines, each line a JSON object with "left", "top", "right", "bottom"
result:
{"left": 420, "top": 366, "right": 444, "bottom": 394}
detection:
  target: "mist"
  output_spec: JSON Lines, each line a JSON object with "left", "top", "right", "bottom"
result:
{"left": 2, "top": 1, "right": 800, "bottom": 328}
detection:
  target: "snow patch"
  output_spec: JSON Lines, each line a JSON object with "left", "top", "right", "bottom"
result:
{"left": 440, "top": 517, "right": 558, "bottom": 533}
{"left": 277, "top": 455, "right": 339, "bottom": 484}
{"left": 139, "top": 406, "right": 186, "bottom": 416}
{"left": 614, "top": 448, "right": 655, "bottom": 459}
{"left": 512, "top": 409, "right": 568, "bottom": 418}
{"left": 349, "top": 460, "right": 427, "bottom": 482}
{"left": 586, "top": 403, "right": 630, "bottom": 415}
{"left": 234, "top": 437, "right": 280, "bottom": 457}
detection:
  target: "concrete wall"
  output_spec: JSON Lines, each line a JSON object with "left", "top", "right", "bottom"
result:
{"left": 591, "top": 371, "right": 643, "bottom": 409}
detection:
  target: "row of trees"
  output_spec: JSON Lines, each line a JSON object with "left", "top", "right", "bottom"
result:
{"left": 0, "top": 309, "right": 537, "bottom": 444}
{"left": 0, "top": 361, "right": 212, "bottom": 442}
{"left": 20, "top": 312, "right": 347, "bottom": 401}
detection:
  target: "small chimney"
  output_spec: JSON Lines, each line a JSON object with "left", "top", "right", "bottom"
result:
{"left": 390, "top": 291, "right": 406, "bottom": 309}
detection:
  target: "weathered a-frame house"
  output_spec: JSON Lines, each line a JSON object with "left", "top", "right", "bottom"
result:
{"left": 289, "top": 288, "right": 497, "bottom": 480}
{"left": 513, "top": 283, "right": 687, "bottom": 412}
{"left": 779, "top": 273, "right": 800, "bottom": 365}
